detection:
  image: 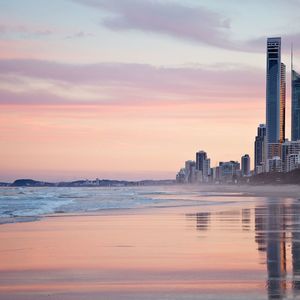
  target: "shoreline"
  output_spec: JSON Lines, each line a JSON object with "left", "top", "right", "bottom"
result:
{"left": 0, "top": 185, "right": 299, "bottom": 299}
{"left": 1, "top": 184, "right": 300, "bottom": 226}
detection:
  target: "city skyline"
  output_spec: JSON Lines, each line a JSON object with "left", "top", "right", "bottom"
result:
{"left": 177, "top": 35, "right": 300, "bottom": 183}
{"left": 1, "top": 0, "right": 300, "bottom": 181}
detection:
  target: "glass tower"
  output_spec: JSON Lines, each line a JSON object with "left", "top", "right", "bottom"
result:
{"left": 280, "top": 63, "right": 286, "bottom": 142}
{"left": 266, "top": 37, "right": 283, "bottom": 143}
{"left": 241, "top": 154, "right": 250, "bottom": 176}
{"left": 292, "top": 69, "right": 300, "bottom": 141}
{"left": 196, "top": 151, "right": 207, "bottom": 172}
{"left": 254, "top": 124, "right": 266, "bottom": 172}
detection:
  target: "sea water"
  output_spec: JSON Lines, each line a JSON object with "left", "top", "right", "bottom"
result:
{"left": 0, "top": 186, "right": 240, "bottom": 223}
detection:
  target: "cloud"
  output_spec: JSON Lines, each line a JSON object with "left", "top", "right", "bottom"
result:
{"left": 0, "top": 59, "right": 264, "bottom": 106}
{"left": 0, "top": 24, "right": 53, "bottom": 38}
{"left": 73, "top": 0, "right": 233, "bottom": 49}
{"left": 73, "top": 0, "right": 300, "bottom": 53}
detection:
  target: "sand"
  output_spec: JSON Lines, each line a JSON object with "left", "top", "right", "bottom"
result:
{"left": 0, "top": 185, "right": 300, "bottom": 299}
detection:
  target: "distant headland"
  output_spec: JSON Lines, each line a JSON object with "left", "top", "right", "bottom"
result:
{"left": 2, "top": 169, "right": 300, "bottom": 187}
{"left": 0, "top": 178, "right": 175, "bottom": 187}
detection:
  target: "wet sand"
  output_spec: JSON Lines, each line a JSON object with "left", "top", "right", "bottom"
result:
{"left": 1, "top": 186, "right": 300, "bottom": 299}
{"left": 197, "top": 184, "right": 300, "bottom": 198}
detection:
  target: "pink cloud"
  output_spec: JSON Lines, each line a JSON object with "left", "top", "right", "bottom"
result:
{"left": 0, "top": 59, "right": 265, "bottom": 106}
{"left": 0, "top": 23, "right": 53, "bottom": 38}
{"left": 74, "top": 0, "right": 300, "bottom": 53}
{"left": 74, "top": 0, "right": 233, "bottom": 49}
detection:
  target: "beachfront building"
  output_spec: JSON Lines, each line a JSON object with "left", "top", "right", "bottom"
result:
{"left": 184, "top": 160, "right": 196, "bottom": 183}
{"left": 202, "top": 158, "right": 211, "bottom": 182}
{"left": 266, "top": 143, "right": 283, "bottom": 172}
{"left": 267, "top": 143, "right": 282, "bottom": 160}
{"left": 241, "top": 154, "right": 251, "bottom": 177}
{"left": 292, "top": 67, "right": 300, "bottom": 141}
{"left": 195, "top": 150, "right": 211, "bottom": 183}
{"left": 281, "top": 140, "right": 300, "bottom": 172}
{"left": 211, "top": 166, "right": 221, "bottom": 183}
{"left": 286, "top": 154, "right": 300, "bottom": 172}
{"left": 176, "top": 150, "right": 212, "bottom": 184}
{"left": 267, "top": 156, "right": 282, "bottom": 173}
{"left": 196, "top": 151, "right": 207, "bottom": 172}
{"left": 280, "top": 63, "right": 286, "bottom": 142}
{"left": 219, "top": 161, "right": 240, "bottom": 183}
{"left": 255, "top": 165, "right": 265, "bottom": 175}
{"left": 255, "top": 124, "right": 267, "bottom": 173}
{"left": 176, "top": 168, "right": 186, "bottom": 184}
{"left": 266, "top": 37, "right": 285, "bottom": 144}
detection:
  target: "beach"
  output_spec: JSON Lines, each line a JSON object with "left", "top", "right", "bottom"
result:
{"left": 0, "top": 185, "right": 300, "bottom": 299}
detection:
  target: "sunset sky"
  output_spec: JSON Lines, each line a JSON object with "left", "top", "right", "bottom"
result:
{"left": 1, "top": 0, "right": 300, "bottom": 181}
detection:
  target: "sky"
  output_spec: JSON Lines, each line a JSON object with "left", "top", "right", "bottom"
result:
{"left": 1, "top": 0, "right": 300, "bottom": 181}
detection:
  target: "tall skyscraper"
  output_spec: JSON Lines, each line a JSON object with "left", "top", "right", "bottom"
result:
{"left": 266, "top": 37, "right": 285, "bottom": 143}
{"left": 291, "top": 48, "right": 300, "bottom": 141}
{"left": 184, "top": 160, "right": 196, "bottom": 183}
{"left": 196, "top": 151, "right": 207, "bottom": 172}
{"left": 203, "top": 158, "right": 211, "bottom": 179}
{"left": 241, "top": 154, "right": 250, "bottom": 176}
{"left": 280, "top": 63, "right": 286, "bottom": 142}
{"left": 254, "top": 124, "right": 266, "bottom": 173}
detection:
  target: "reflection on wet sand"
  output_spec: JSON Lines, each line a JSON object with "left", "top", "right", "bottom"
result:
{"left": 242, "top": 208, "right": 251, "bottom": 231}
{"left": 291, "top": 202, "right": 300, "bottom": 295}
{"left": 187, "top": 198, "right": 300, "bottom": 299}
{"left": 266, "top": 203, "right": 286, "bottom": 299}
{"left": 186, "top": 212, "right": 211, "bottom": 231}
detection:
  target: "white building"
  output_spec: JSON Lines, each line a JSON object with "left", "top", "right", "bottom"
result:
{"left": 286, "top": 153, "right": 300, "bottom": 172}
{"left": 267, "top": 156, "right": 282, "bottom": 173}
{"left": 282, "top": 140, "right": 300, "bottom": 172}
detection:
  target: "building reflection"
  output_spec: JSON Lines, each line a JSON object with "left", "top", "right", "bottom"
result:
{"left": 186, "top": 212, "right": 211, "bottom": 231}
{"left": 253, "top": 199, "right": 300, "bottom": 299}
{"left": 265, "top": 203, "right": 286, "bottom": 299}
{"left": 188, "top": 198, "right": 300, "bottom": 299}
{"left": 195, "top": 212, "right": 211, "bottom": 231}
{"left": 255, "top": 202, "right": 287, "bottom": 299}
{"left": 255, "top": 206, "right": 267, "bottom": 252}
{"left": 291, "top": 202, "right": 300, "bottom": 293}
{"left": 242, "top": 208, "right": 251, "bottom": 231}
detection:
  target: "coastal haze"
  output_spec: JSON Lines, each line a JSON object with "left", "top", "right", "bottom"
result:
{"left": 2, "top": 1, "right": 300, "bottom": 300}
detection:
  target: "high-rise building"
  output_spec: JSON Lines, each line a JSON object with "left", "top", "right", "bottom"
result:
{"left": 176, "top": 168, "right": 186, "bottom": 184}
{"left": 219, "top": 161, "right": 240, "bottom": 183}
{"left": 267, "top": 142, "right": 283, "bottom": 166}
{"left": 184, "top": 160, "right": 196, "bottom": 183}
{"left": 281, "top": 140, "right": 300, "bottom": 172}
{"left": 203, "top": 158, "right": 211, "bottom": 182}
{"left": 266, "top": 37, "right": 285, "bottom": 143}
{"left": 280, "top": 63, "right": 286, "bottom": 142}
{"left": 291, "top": 49, "right": 300, "bottom": 141}
{"left": 241, "top": 154, "right": 251, "bottom": 177}
{"left": 255, "top": 124, "right": 267, "bottom": 173}
{"left": 267, "top": 156, "right": 282, "bottom": 173}
{"left": 286, "top": 154, "right": 300, "bottom": 172}
{"left": 196, "top": 151, "right": 207, "bottom": 172}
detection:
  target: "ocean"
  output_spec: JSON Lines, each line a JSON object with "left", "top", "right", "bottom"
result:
{"left": 0, "top": 185, "right": 240, "bottom": 223}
